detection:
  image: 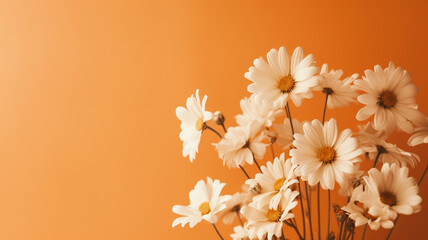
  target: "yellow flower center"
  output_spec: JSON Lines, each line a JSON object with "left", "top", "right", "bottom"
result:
{"left": 198, "top": 201, "right": 211, "bottom": 215}
{"left": 318, "top": 146, "right": 336, "bottom": 163}
{"left": 273, "top": 178, "right": 286, "bottom": 192}
{"left": 378, "top": 91, "right": 397, "bottom": 109}
{"left": 266, "top": 209, "right": 283, "bottom": 222}
{"left": 195, "top": 118, "right": 205, "bottom": 131}
{"left": 380, "top": 191, "right": 397, "bottom": 206}
{"left": 277, "top": 75, "right": 295, "bottom": 93}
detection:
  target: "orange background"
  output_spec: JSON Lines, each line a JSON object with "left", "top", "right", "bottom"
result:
{"left": 0, "top": 0, "right": 427, "bottom": 239}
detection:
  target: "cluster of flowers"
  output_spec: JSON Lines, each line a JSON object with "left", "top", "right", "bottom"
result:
{"left": 172, "top": 46, "right": 428, "bottom": 240}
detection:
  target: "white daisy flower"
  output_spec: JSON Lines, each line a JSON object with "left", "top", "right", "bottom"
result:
{"left": 236, "top": 95, "right": 284, "bottom": 128}
{"left": 316, "top": 64, "right": 359, "bottom": 109}
{"left": 273, "top": 118, "right": 306, "bottom": 149}
{"left": 214, "top": 121, "right": 267, "bottom": 168}
{"left": 172, "top": 177, "right": 231, "bottom": 228}
{"left": 359, "top": 163, "right": 422, "bottom": 220}
{"left": 252, "top": 153, "right": 298, "bottom": 209}
{"left": 290, "top": 118, "right": 362, "bottom": 190}
{"left": 354, "top": 62, "right": 426, "bottom": 135}
{"left": 245, "top": 46, "right": 319, "bottom": 109}
{"left": 342, "top": 200, "right": 394, "bottom": 230}
{"left": 176, "top": 89, "right": 213, "bottom": 162}
{"left": 241, "top": 188, "right": 299, "bottom": 240}
{"left": 231, "top": 226, "right": 250, "bottom": 240}
{"left": 220, "top": 192, "right": 252, "bottom": 225}
{"left": 358, "top": 122, "right": 420, "bottom": 167}
{"left": 408, "top": 117, "right": 428, "bottom": 146}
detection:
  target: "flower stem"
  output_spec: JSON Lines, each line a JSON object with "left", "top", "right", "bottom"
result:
{"left": 317, "top": 184, "right": 321, "bottom": 240}
{"left": 266, "top": 127, "right": 276, "bottom": 160}
{"left": 385, "top": 163, "right": 428, "bottom": 239}
{"left": 285, "top": 220, "right": 304, "bottom": 240}
{"left": 322, "top": 94, "right": 329, "bottom": 124}
{"left": 253, "top": 155, "right": 263, "bottom": 173}
{"left": 297, "top": 178, "right": 307, "bottom": 240}
{"left": 361, "top": 224, "right": 367, "bottom": 240}
{"left": 305, "top": 182, "right": 314, "bottom": 240}
{"left": 205, "top": 125, "right": 223, "bottom": 139}
{"left": 212, "top": 223, "right": 224, "bottom": 240}
{"left": 338, "top": 218, "right": 345, "bottom": 240}
{"left": 235, "top": 210, "right": 244, "bottom": 227}
{"left": 372, "top": 150, "right": 382, "bottom": 168}
{"left": 285, "top": 102, "right": 295, "bottom": 136}
{"left": 326, "top": 189, "right": 331, "bottom": 240}
{"left": 239, "top": 165, "right": 250, "bottom": 179}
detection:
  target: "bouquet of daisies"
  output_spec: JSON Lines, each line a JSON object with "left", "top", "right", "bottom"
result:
{"left": 172, "top": 46, "right": 428, "bottom": 240}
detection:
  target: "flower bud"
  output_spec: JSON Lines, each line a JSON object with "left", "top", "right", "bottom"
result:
{"left": 246, "top": 179, "right": 261, "bottom": 194}
{"left": 213, "top": 111, "right": 225, "bottom": 125}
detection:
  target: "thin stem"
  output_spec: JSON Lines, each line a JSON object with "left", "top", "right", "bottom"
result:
{"left": 220, "top": 121, "right": 227, "bottom": 133}
{"left": 338, "top": 220, "right": 344, "bottom": 240}
{"left": 205, "top": 125, "right": 222, "bottom": 139}
{"left": 305, "top": 182, "right": 314, "bottom": 240}
{"left": 317, "top": 184, "right": 321, "bottom": 240}
{"left": 253, "top": 157, "right": 263, "bottom": 173}
{"left": 297, "top": 178, "right": 307, "bottom": 240}
{"left": 239, "top": 165, "right": 250, "bottom": 179}
{"left": 418, "top": 164, "right": 428, "bottom": 185}
{"left": 360, "top": 224, "right": 367, "bottom": 240}
{"left": 372, "top": 150, "right": 382, "bottom": 168}
{"left": 385, "top": 164, "right": 428, "bottom": 239}
{"left": 322, "top": 94, "right": 329, "bottom": 124}
{"left": 285, "top": 102, "right": 295, "bottom": 136}
{"left": 326, "top": 189, "right": 331, "bottom": 240}
{"left": 266, "top": 127, "right": 276, "bottom": 160}
{"left": 280, "top": 229, "right": 286, "bottom": 240}
{"left": 235, "top": 210, "right": 244, "bottom": 227}
{"left": 270, "top": 144, "right": 275, "bottom": 160}
{"left": 212, "top": 223, "right": 224, "bottom": 240}
{"left": 285, "top": 220, "right": 304, "bottom": 240}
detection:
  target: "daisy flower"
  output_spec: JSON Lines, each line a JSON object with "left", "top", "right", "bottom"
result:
{"left": 176, "top": 89, "right": 213, "bottom": 162}
{"left": 358, "top": 122, "right": 420, "bottom": 167}
{"left": 273, "top": 118, "right": 305, "bottom": 149}
{"left": 235, "top": 95, "right": 284, "bottom": 128}
{"left": 231, "top": 226, "right": 250, "bottom": 240}
{"left": 241, "top": 188, "right": 299, "bottom": 240}
{"left": 354, "top": 62, "right": 426, "bottom": 135}
{"left": 220, "top": 192, "right": 252, "bottom": 225}
{"left": 342, "top": 200, "right": 394, "bottom": 230}
{"left": 359, "top": 163, "right": 422, "bottom": 220}
{"left": 245, "top": 46, "right": 319, "bottom": 109}
{"left": 214, "top": 121, "right": 267, "bottom": 168}
{"left": 408, "top": 117, "right": 428, "bottom": 146}
{"left": 316, "top": 64, "right": 359, "bottom": 109}
{"left": 290, "top": 118, "right": 362, "bottom": 190}
{"left": 172, "top": 177, "right": 231, "bottom": 228}
{"left": 252, "top": 153, "right": 298, "bottom": 209}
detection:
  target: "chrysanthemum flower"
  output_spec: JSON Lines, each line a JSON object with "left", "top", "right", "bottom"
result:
{"left": 251, "top": 153, "right": 298, "bottom": 209}
{"left": 316, "top": 64, "right": 358, "bottom": 109}
{"left": 408, "top": 117, "right": 428, "bottom": 146}
{"left": 273, "top": 118, "right": 305, "bottom": 149}
{"left": 290, "top": 118, "right": 362, "bottom": 190}
{"left": 342, "top": 200, "right": 394, "bottom": 230}
{"left": 359, "top": 163, "right": 422, "bottom": 219}
{"left": 172, "top": 177, "right": 231, "bottom": 228}
{"left": 231, "top": 226, "right": 250, "bottom": 240}
{"left": 220, "top": 192, "right": 252, "bottom": 224}
{"left": 354, "top": 62, "right": 426, "bottom": 135}
{"left": 241, "top": 188, "right": 299, "bottom": 240}
{"left": 214, "top": 121, "right": 267, "bottom": 168}
{"left": 176, "top": 89, "right": 213, "bottom": 162}
{"left": 358, "top": 122, "right": 420, "bottom": 167}
{"left": 245, "top": 46, "right": 319, "bottom": 109}
{"left": 236, "top": 95, "right": 284, "bottom": 128}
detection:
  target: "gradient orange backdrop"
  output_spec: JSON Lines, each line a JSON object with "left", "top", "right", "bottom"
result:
{"left": 0, "top": 0, "right": 427, "bottom": 239}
